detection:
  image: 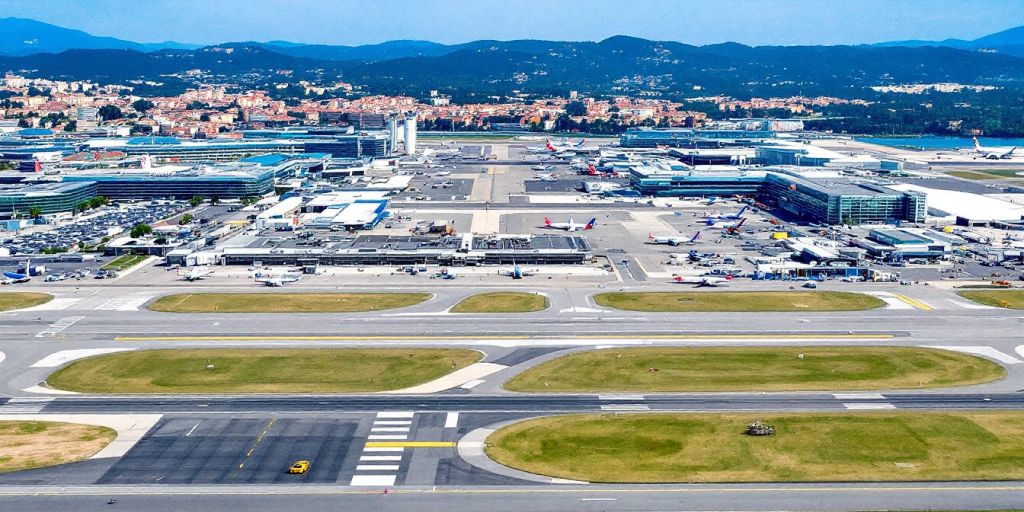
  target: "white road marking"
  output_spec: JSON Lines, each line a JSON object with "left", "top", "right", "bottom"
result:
{"left": 599, "top": 394, "right": 645, "bottom": 401}
{"left": 865, "top": 292, "right": 913, "bottom": 310}
{"left": 833, "top": 393, "right": 886, "bottom": 400}
{"left": 444, "top": 412, "right": 459, "bottom": 429}
{"left": 185, "top": 422, "right": 200, "bottom": 437}
{"left": 35, "top": 316, "right": 85, "bottom": 338}
{"left": 376, "top": 411, "right": 414, "bottom": 419}
{"left": 372, "top": 420, "right": 411, "bottom": 426}
{"left": 360, "top": 456, "right": 402, "bottom": 462}
{"left": 1016, "top": 345, "right": 1024, "bottom": 360}
{"left": 0, "top": 397, "right": 54, "bottom": 413}
{"left": 367, "top": 434, "right": 408, "bottom": 440}
{"left": 350, "top": 475, "right": 396, "bottom": 486}
{"left": 459, "top": 379, "right": 485, "bottom": 389}
{"left": 362, "top": 447, "right": 404, "bottom": 453}
{"left": 356, "top": 465, "right": 400, "bottom": 471}
{"left": 924, "top": 345, "right": 1022, "bottom": 365}
{"left": 95, "top": 297, "right": 152, "bottom": 311}
{"left": 947, "top": 298, "right": 996, "bottom": 310}
{"left": 21, "top": 298, "right": 81, "bottom": 311}
{"left": 31, "top": 348, "right": 136, "bottom": 368}
{"left": 843, "top": 403, "right": 897, "bottom": 410}
{"left": 600, "top": 404, "right": 650, "bottom": 411}
{"left": 370, "top": 427, "right": 410, "bottom": 433}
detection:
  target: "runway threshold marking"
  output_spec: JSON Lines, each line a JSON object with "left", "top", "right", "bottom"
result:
{"left": 113, "top": 334, "right": 895, "bottom": 342}
{"left": 364, "top": 441, "right": 456, "bottom": 448}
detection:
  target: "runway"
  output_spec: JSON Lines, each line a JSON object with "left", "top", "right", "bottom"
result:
{"left": 3, "top": 282, "right": 1024, "bottom": 510}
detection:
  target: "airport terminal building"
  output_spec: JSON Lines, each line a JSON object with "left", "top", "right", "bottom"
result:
{"left": 630, "top": 165, "right": 926, "bottom": 225}
{"left": 0, "top": 181, "right": 99, "bottom": 216}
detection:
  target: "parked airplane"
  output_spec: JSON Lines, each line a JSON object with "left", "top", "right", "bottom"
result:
{"left": 543, "top": 217, "right": 596, "bottom": 231}
{"left": 706, "top": 216, "right": 748, "bottom": 229}
{"left": 178, "top": 267, "right": 213, "bottom": 281}
{"left": 536, "top": 173, "right": 557, "bottom": 182}
{"left": 648, "top": 231, "right": 701, "bottom": 246}
{"left": 973, "top": 137, "right": 1017, "bottom": 159}
{"left": 2, "top": 271, "right": 29, "bottom": 283}
{"left": 499, "top": 264, "right": 537, "bottom": 279}
{"left": 705, "top": 206, "right": 748, "bottom": 221}
{"left": 253, "top": 271, "right": 300, "bottom": 287}
{"left": 673, "top": 274, "right": 733, "bottom": 287}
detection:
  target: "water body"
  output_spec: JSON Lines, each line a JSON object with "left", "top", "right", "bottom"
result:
{"left": 857, "top": 136, "right": 1024, "bottom": 150}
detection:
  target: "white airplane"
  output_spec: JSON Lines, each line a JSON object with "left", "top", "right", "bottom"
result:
{"left": 673, "top": 274, "right": 733, "bottom": 287}
{"left": 178, "top": 267, "right": 213, "bottom": 281}
{"left": 706, "top": 217, "right": 748, "bottom": 231}
{"left": 973, "top": 137, "right": 1017, "bottom": 159}
{"left": 499, "top": 264, "right": 538, "bottom": 279}
{"left": 648, "top": 231, "right": 701, "bottom": 246}
{"left": 253, "top": 271, "right": 300, "bottom": 287}
{"left": 705, "top": 206, "right": 748, "bottom": 221}
{"left": 543, "top": 216, "right": 596, "bottom": 231}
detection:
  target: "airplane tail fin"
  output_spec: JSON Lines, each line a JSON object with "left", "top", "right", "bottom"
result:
{"left": 725, "top": 274, "right": 734, "bottom": 281}
{"left": 588, "top": 164, "right": 598, "bottom": 175}
{"left": 691, "top": 231, "right": 701, "bottom": 242}
{"left": 585, "top": 218, "right": 597, "bottom": 229}
{"left": 544, "top": 216, "right": 552, "bottom": 226}
{"left": 973, "top": 136, "right": 982, "bottom": 149}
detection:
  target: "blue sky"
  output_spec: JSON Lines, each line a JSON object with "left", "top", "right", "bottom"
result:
{"left": 5, "top": 0, "right": 1024, "bottom": 46}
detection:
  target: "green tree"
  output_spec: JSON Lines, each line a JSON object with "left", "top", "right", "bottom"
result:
{"left": 98, "top": 105, "right": 123, "bottom": 121}
{"left": 130, "top": 223, "right": 153, "bottom": 238}
{"left": 28, "top": 207, "right": 41, "bottom": 219}
{"left": 63, "top": 121, "right": 77, "bottom": 132}
{"left": 179, "top": 213, "right": 194, "bottom": 225}
{"left": 189, "top": 195, "right": 204, "bottom": 207}
{"left": 132, "top": 99, "right": 155, "bottom": 113}
{"left": 565, "top": 101, "right": 588, "bottom": 117}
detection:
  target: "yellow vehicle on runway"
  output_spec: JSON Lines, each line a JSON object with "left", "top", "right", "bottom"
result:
{"left": 288, "top": 460, "right": 310, "bottom": 474}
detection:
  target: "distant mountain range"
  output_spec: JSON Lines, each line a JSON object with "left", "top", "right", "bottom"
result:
{"left": 0, "top": 18, "right": 196, "bottom": 56}
{"left": 871, "top": 25, "right": 1024, "bottom": 58}
{"left": 1, "top": 17, "right": 1024, "bottom": 100}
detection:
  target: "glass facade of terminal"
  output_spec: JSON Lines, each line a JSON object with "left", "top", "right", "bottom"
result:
{"left": 0, "top": 181, "right": 98, "bottom": 215}
{"left": 631, "top": 170, "right": 926, "bottom": 225}
{"left": 761, "top": 174, "right": 926, "bottom": 224}
{"left": 64, "top": 170, "right": 274, "bottom": 200}
{"left": 620, "top": 129, "right": 777, "bottom": 148}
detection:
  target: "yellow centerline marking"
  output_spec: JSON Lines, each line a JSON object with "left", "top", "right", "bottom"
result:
{"left": 365, "top": 441, "right": 456, "bottom": 448}
{"left": 239, "top": 418, "right": 276, "bottom": 470}
{"left": 894, "top": 294, "right": 934, "bottom": 311}
{"left": 115, "top": 334, "right": 894, "bottom": 342}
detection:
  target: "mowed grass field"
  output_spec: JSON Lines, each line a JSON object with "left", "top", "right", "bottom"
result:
{"left": 486, "top": 412, "right": 1024, "bottom": 483}
{"left": 503, "top": 347, "right": 1005, "bottom": 392}
{"left": 148, "top": 292, "right": 432, "bottom": 313}
{"left": 593, "top": 291, "right": 884, "bottom": 312}
{"left": 0, "top": 421, "right": 115, "bottom": 473}
{"left": 46, "top": 348, "right": 480, "bottom": 393}
{"left": 0, "top": 292, "right": 51, "bottom": 312}
{"left": 959, "top": 290, "right": 1024, "bottom": 309}
{"left": 451, "top": 292, "right": 548, "bottom": 313}
{"left": 947, "top": 169, "right": 1024, "bottom": 180}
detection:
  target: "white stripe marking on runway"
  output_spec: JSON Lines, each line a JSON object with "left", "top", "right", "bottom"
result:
{"left": 924, "top": 345, "right": 1022, "bottom": 365}
{"left": 356, "top": 465, "right": 400, "bottom": 471}
{"left": 445, "top": 412, "right": 460, "bottom": 429}
{"left": 350, "top": 475, "right": 396, "bottom": 486}
{"left": 843, "top": 403, "right": 897, "bottom": 410}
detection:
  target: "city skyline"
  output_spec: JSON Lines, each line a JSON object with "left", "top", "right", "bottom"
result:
{"left": 3, "top": 0, "right": 1024, "bottom": 47}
